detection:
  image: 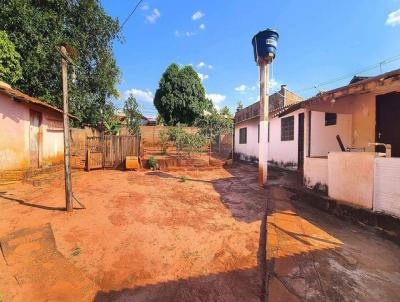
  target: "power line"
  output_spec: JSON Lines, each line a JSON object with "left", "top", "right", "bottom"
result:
{"left": 293, "top": 53, "right": 400, "bottom": 94}
{"left": 120, "top": 0, "right": 144, "bottom": 30}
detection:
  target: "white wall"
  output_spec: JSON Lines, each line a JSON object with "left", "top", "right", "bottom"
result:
{"left": 269, "top": 109, "right": 304, "bottom": 167}
{"left": 304, "top": 157, "right": 328, "bottom": 189}
{"left": 310, "top": 111, "right": 352, "bottom": 157}
{"left": 234, "top": 119, "right": 259, "bottom": 160}
{"left": 234, "top": 109, "right": 304, "bottom": 167}
{"left": 374, "top": 157, "right": 400, "bottom": 218}
{"left": 328, "top": 152, "right": 375, "bottom": 209}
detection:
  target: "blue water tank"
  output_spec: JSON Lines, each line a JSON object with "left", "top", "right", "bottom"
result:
{"left": 252, "top": 29, "right": 279, "bottom": 62}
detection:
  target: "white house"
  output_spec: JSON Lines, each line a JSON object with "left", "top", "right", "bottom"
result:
{"left": 235, "top": 69, "right": 400, "bottom": 219}
{"left": 234, "top": 85, "right": 303, "bottom": 169}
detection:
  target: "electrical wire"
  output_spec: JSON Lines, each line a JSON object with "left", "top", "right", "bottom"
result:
{"left": 120, "top": 0, "right": 145, "bottom": 30}
{"left": 293, "top": 53, "right": 400, "bottom": 94}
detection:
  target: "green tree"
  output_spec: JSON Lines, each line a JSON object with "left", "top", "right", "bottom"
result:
{"left": 154, "top": 63, "right": 212, "bottom": 126}
{"left": 195, "top": 107, "right": 233, "bottom": 163}
{"left": 0, "top": 31, "right": 22, "bottom": 85}
{"left": 0, "top": 0, "right": 121, "bottom": 127}
{"left": 220, "top": 105, "right": 233, "bottom": 118}
{"left": 236, "top": 100, "right": 244, "bottom": 112}
{"left": 123, "top": 94, "right": 142, "bottom": 135}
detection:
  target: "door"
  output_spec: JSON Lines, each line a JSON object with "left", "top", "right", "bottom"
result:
{"left": 376, "top": 93, "right": 400, "bottom": 157}
{"left": 29, "top": 110, "right": 41, "bottom": 168}
{"left": 298, "top": 113, "right": 305, "bottom": 168}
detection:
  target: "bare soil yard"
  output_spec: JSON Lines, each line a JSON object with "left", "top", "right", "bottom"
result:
{"left": 0, "top": 164, "right": 399, "bottom": 301}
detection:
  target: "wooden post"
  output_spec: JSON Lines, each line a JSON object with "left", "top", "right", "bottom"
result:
{"left": 258, "top": 58, "right": 271, "bottom": 187}
{"left": 61, "top": 46, "right": 73, "bottom": 212}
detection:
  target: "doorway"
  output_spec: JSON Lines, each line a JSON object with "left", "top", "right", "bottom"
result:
{"left": 376, "top": 92, "right": 400, "bottom": 157}
{"left": 298, "top": 112, "right": 305, "bottom": 168}
{"left": 29, "top": 110, "right": 41, "bottom": 168}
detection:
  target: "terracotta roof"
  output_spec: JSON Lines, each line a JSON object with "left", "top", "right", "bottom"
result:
{"left": 0, "top": 81, "right": 78, "bottom": 119}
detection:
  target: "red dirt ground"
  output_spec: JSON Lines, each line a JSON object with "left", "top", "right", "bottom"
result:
{"left": 0, "top": 164, "right": 399, "bottom": 301}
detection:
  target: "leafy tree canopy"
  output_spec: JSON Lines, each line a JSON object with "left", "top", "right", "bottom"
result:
{"left": 0, "top": 0, "right": 121, "bottom": 127}
{"left": 0, "top": 31, "right": 22, "bottom": 85}
{"left": 123, "top": 94, "right": 142, "bottom": 135}
{"left": 154, "top": 63, "right": 212, "bottom": 126}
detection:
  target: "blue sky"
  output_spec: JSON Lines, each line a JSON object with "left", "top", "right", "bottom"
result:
{"left": 101, "top": 0, "right": 400, "bottom": 117}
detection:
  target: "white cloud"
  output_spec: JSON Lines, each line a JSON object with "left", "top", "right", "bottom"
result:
{"left": 196, "top": 62, "right": 213, "bottom": 69}
{"left": 235, "top": 84, "right": 248, "bottom": 92}
{"left": 146, "top": 8, "right": 160, "bottom": 23}
{"left": 197, "top": 72, "right": 209, "bottom": 81}
{"left": 386, "top": 9, "right": 400, "bottom": 26}
{"left": 123, "top": 88, "right": 154, "bottom": 103}
{"left": 175, "top": 30, "right": 196, "bottom": 38}
{"left": 140, "top": 2, "right": 149, "bottom": 10}
{"left": 206, "top": 93, "right": 226, "bottom": 109}
{"left": 192, "top": 11, "right": 205, "bottom": 21}
{"left": 199, "top": 23, "right": 206, "bottom": 30}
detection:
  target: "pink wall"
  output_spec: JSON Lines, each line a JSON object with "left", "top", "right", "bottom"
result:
{"left": 0, "top": 92, "right": 65, "bottom": 171}
{"left": 0, "top": 93, "right": 30, "bottom": 170}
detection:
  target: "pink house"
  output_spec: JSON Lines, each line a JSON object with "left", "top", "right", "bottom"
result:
{"left": 0, "top": 81, "right": 73, "bottom": 181}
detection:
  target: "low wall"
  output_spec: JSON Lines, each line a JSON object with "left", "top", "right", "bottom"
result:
{"left": 303, "top": 157, "right": 328, "bottom": 191}
{"left": 140, "top": 126, "right": 197, "bottom": 145}
{"left": 374, "top": 157, "right": 400, "bottom": 218}
{"left": 328, "top": 152, "right": 375, "bottom": 209}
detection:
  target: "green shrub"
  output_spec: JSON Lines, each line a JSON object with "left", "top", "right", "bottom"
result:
{"left": 148, "top": 156, "right": 158, "bottom": 170}
{"left": 179, "top": 175, "right": 187, "bottom": 182}
{"left": 159, "top": 129, "right": 169, "bottom": 154}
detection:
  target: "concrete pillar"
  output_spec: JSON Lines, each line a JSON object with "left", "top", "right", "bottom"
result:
{"left": 304, "top": 108, "right": 310, "bottom": 159}
{"left": 258, "top": 60, "right": 270, "bottom": 186}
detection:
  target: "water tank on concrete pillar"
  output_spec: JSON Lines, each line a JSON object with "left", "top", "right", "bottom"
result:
{"left": 252, "top": 29, "right": 279, "bottom": 62}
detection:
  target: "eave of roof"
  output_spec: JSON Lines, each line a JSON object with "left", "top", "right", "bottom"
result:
{"left": 0, "top": 82, "right": 78, "bottom": 120}
{"left": 273, "top": 68, "right": 400, "bottom": 117}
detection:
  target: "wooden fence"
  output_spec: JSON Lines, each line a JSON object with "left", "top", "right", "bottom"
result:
{"left": 87, "top": 135, "right": 140, "bottom": 170}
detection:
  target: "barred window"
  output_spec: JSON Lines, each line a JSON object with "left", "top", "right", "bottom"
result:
{"left": 325, "top": 112, "right": 337, "bottom": 126}
{"left": 239, "top": 128, "right": 247, "bottom": 144}
{"left": 281, "top": 116, "right": 294, "bottom": 141}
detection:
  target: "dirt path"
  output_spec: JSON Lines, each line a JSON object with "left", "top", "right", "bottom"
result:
{"left": 0, "top": 164, "right": 399, "bottom": 301}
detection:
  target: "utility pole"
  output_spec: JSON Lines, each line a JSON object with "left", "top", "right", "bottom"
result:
{"left": 252, "top": 29, "right": 279, "bottom": 187}
{"left": 258, "top": 58, "right": 271, "bottom": 186}
{"left": 59, "top": 46, "right": 74, "bottom": 212}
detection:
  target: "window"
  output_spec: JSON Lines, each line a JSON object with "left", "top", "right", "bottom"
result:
{"left": 257, "top": 124, "right": 260, "bottom": 143}
{"left": 239, "top": 127, "right": 247, "bottom": 144}
{"left": 281, "top": 116, "right": 294, "bottom": 141}
{"left": 325, "top": 112, "right": 337, "bottom": 126}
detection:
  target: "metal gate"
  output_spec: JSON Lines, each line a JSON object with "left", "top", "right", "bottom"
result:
{"left": 86, "top": 135, "right": 139, "bottom": 170}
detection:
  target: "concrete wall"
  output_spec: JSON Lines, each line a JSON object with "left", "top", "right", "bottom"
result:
{"left": 374, "top": 157, "right": 400, "bottom": 218}
{"left": 269, "top": 109, "right": 304, "bottom": 168}
{"left": 41, "top": 112, "right": 64, "bottom": 166}
{"left": 0, "top": 93, "right": 30, "bottom": 170}
{"left": 304, "top": 157, "right": 328, "bottom": 190}
{"left": 234, "top": 118, "right": 259, "bottom": 160}
{"left": 328, "top": 152, "right": 375, "bottom": 209}
{"left": 0, "top": 92, "right": 65, "bottom": 171}
{"left": 307, "top": 92, "right": 375, "bottom": 150}
{"left": 234, "top": 109, "right": 304, "bottom": 167}
{"left": 310, "top": 111, "right": 352, "bottom": 156}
